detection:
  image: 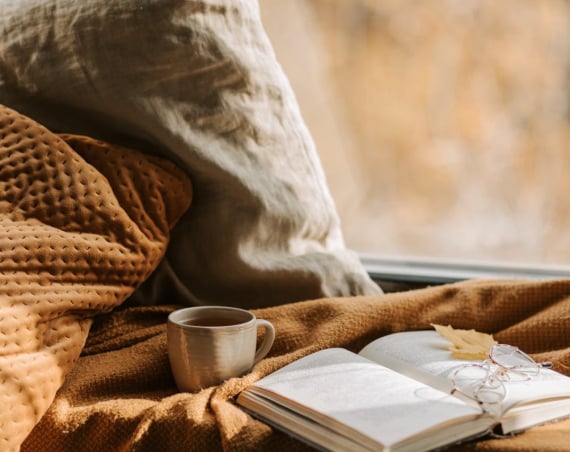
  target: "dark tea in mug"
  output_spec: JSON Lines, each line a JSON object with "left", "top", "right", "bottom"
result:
{"left": 181, "top": 315, "right": 241, "bottom": 327}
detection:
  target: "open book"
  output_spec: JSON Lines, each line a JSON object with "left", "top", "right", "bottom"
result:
{"left": 236, "top": 330, "right": 570, "bottom": 452}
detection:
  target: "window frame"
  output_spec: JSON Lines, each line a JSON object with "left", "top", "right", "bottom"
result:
{"left": 361, "top": 254, "right": 570, "bottom": 286}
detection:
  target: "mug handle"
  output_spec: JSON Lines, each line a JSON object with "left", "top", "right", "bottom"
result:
{"left": 253, "top": 319, "right": 275, "bottom": 365}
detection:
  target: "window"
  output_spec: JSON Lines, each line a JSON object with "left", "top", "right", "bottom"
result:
{"left": 260, "top": 0, "right": 570, "bottom": 280}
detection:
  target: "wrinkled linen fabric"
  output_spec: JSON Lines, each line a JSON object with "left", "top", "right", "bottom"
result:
{"left": 0, "top": 104, "right": 192, "bottom": 452}
{"left": 0, "top": 0, "right": 381, "bottom": 308}
{"left": 22, "top": 278, "right": 570, "bottom": 451}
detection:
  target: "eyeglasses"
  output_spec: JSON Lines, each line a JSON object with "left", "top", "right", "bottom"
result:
{"left": 450, "top": 344, "right": 552, "bottom": 406}
{"left": 488, "top": 344, "right": 552, "bottom": 377}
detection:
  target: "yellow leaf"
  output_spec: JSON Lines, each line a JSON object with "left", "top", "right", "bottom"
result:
{"left": 431, "top": 324, "right": 497, "bottom": 360}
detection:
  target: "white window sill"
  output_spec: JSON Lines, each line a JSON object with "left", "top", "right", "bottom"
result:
{"left": 360, "top": 254, "right": 570, "bottom": 285}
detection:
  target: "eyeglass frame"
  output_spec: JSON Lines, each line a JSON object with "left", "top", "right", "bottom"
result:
{"left": 487, "top": 344, "right": 552, "bottom": 377}
{"left": 450, "top": 344, "right": 552, "bottom": 407}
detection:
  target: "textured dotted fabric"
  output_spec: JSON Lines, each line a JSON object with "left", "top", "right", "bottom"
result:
{"left": 0, "top": 104, "right": 192, "bottom": 451}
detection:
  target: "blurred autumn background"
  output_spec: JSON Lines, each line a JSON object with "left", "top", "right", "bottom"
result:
{"left": 260, "top": 0, "right": 570, "bottom": 266}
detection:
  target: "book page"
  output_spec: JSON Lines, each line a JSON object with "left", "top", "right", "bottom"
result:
{"left": 245, "top": 348, "right": 486, "bottom": 450}
{"left": 359, "top": 330, "right": 463, "bottom": 393}
{"left": 359, "top": 331, "right": 570, "bottom": 416}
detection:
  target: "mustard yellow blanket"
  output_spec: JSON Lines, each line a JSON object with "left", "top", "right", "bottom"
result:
{"left": 24, "top": 279, "right": 570, "bottom": 451}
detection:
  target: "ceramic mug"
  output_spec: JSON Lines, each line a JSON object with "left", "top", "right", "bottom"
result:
{"left": 167, "top": 306, "right": 275, "bottom": 392}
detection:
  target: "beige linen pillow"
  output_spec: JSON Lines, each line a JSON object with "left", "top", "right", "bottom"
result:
{"left": 0, "top": 0, "right": 381, "bottom": 307}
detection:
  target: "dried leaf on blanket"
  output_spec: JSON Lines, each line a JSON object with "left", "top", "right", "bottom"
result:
{"left": 432, "top": 324, "right": 498, "bottom": 360}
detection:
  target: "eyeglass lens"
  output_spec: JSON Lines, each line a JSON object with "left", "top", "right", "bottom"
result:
{"left": 491, "top": 345, "right": 552, "bottom": 373}
{"left": 452, "top": 364, "right": 507, "bottom": 404}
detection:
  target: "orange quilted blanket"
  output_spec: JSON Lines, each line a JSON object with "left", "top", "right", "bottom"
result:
{"left": 0, "top": 105, "right": 192, "bottom": 451}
